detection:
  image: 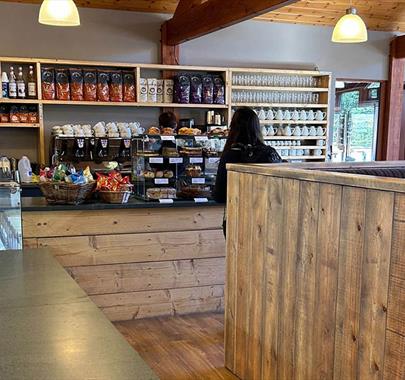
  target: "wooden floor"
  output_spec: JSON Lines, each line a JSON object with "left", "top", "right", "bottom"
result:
{"left": 114, "top": 313, "right": 238, "bottom": 380}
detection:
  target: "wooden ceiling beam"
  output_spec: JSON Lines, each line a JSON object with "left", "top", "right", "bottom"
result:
{"left": 164, "top": 0, "right": 299, "bottom": 45}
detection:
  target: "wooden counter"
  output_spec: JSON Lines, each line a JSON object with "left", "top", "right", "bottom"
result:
{"left": 22, "top": 199, "right": 225, "bottom": 321}
{"left": 225, "top": 161, "right": 405, "bottom": 380}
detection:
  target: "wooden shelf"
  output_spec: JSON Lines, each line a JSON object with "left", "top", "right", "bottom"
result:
{"left": 264, "top": 136, "right": 327, "bottom": 140}
{"left": 0, "top": 98, "right": 40, "bottom": 104}
{"left": 232, "top": 85, "right": 329, "bottom": 92}
{"left": 232, "top": 103, "right": 328, "bottom": 108}
{"left": 0, "top": 123, "right": 40, "bottom": 128}
{"left": 259, "top": 120, "right": 328, "bottom": 125}
{"left": 40, "top": 100, "right": 228, "bottom": 109}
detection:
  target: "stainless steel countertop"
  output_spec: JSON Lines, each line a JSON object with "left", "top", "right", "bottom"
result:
{"left": 0, "top": 249, "right": 158, "bottom": 380}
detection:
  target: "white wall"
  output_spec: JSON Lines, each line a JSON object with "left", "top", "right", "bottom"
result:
{"left": 0, "top": 3, "right": 397, "bottom": 162}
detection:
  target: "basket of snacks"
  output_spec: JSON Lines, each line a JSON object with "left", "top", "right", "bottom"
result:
{"left": 97, "top": 171, "right": 133, "bottom": 204}
{"left": 39, "top": 165, "right": 96, "bottom": 205}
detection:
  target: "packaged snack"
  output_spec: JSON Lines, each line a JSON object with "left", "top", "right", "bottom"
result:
{"left": 55, "top": 69, "right": 70, "bottom": 100}
{"left": 139, "top": 78, "right": 148, "bottom": 102}
{"left": 28, "top": 105, "right": 38, "bottom": 123}
{"left": 83, "top": 69, "right": 97, "bottom": 101}
{"left": 69, "top": 68, "right": 83, "bottom": 101}
{"left": 0, "top": 105, "right": 9, "bottom": 123}
{"left": 163, "top": 79, "right": 174, "bottom": 103}
{"left": 213, "top": 75, "right": 225, "bottom": 104}
{"left": 147, "top": 78, "right": 157, "bottom": 103}
{"left": 19, "top": 105, "right": 29, "bottom": 123}
{"left": 202, "top": 75, "right": 214, "bottom": 104}
{"left": 41, "top": 67, "right": 55, "bottom": 100}
{"left": 123, "top": 71, "right": 136, "bottom": 102}
{"left": 174, "top": 74, "right": 190, "bottom": 104}
{"left": 190, "top": 74, "right": 202, "bottom": 104}
{"left": 157, "top": 79, "right": 164, "bottom": 103}
{"left": 97, "top": 71, "right": 110, "bottom": 102}
{"left": 109, "top": 71, "right": 123, "bottom": 102}
{"left": 9, "top": 105, "right": 20, "bottom": 123}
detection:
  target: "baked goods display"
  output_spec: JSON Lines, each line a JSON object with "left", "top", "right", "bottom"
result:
{"left": 162, "top": 147, "right": 179, "bottom": 157}
{"left": 146, "top": 187, "right": 176, "bottom": 200}
{"left": 162, "top": 127, "right": 175, "bottom": 135}
{"left": 179, "top": 147, "right": 203, "bottom": 156}
{"left": 185, "top": 165, "right": 202, "bottom": 177}
{"left": 147, "top": 126, "right": 161, "bottom": 135}
{"left": 178, "top": 127, "right": 202, "bottom": 136}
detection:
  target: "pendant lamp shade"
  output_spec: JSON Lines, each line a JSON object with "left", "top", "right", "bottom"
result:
{"left": 332, "top": 7, "right": 367, "bottom": 43}
{"left": 39, "top": 0, "right": 80, "bottom": 26}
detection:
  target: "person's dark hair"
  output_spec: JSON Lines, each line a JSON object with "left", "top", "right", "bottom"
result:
{"left": 223, "top": 107, "right": 264, "bottom": 153}
{"left": 159, "top": 111, "right": 177, "bottom": 129}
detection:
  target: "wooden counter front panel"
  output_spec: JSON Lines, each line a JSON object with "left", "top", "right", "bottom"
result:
{"left": 225, "top": 171, "right": 404, "bottom": 380}
{"left": 23, "top": 206, "right": 226, "bottom": 321}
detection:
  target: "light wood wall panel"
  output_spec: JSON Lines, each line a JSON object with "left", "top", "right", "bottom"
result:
{"left": 23, "top": 206, "right": 225, "bottom": 321}
{"left": 225, "top": 168, "right": 403, "bottom": 380}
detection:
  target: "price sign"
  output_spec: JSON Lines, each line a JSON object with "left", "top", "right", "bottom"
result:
{"left": 169, "top": 157, "right": 183, "bottom": 164}
{"left": 154, "top": 178, "right": 169, "bottom": 185}
{"left": 194, "top": 197, "right": 209, "bottom": 203}
{"left": 195, "top": 136, "right": 208, "bottom": 142}
{"left": 190, "top": 157, "right": 203, "bottom": 164}
{"left": 161, "top": 135, "right": 175, "bottom": 141}
{"left": 159, "top": 199, "right": 174, "bottom": 204}
{"left": 192, "top": 178, "right": 206, "bottom": 184}
{"left": 149, "top": 157, "right": 163, "bottom": 164}
{"left": 208, "top": 157, "right": 220, "bottom": 164}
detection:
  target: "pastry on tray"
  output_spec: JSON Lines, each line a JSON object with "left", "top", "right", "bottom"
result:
{"left": 178, "top": 127, "right": 202, "bottom": 136}
{"left": 161, "top": 127, "right": 175, "bottom": 135}
{"left": 146, "top": 187, "right": 176, "bottom": 200}
{"left": 147, "top": 126, "right": 161, "bottom": 135}
{"left": 185, "top": 165, "right": 202, "bottom": 177}
{"left": 162, "top": 147, "right": 179, "bottom": 157}
{"left": 180, "top": 147, "right": 203, "bottom": 156}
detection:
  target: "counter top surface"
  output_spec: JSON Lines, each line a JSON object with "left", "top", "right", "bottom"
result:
{"left": 22, "top": 196, "right": 222, "bottom": 212}
{"left": 0, "top": 249, "right": 158, "bottom": 380}
{"left": 227, "top": 161, "right": 405, "bottom": 193}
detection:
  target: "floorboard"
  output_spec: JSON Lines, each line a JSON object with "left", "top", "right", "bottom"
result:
{"left": 114, "top": 313, "right": 239, "bottom": 380}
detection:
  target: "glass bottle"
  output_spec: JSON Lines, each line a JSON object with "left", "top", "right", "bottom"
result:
{"left": 1, "top": 72, "right": 9, "bottom": 98}
{"left": 27, "top": 65, "right": 36, "bottom": 99}
{"left": 17, "top": 67, "right": 26, "bottom": 99}
{"left": 8, "top": 66, "right": 17, "bottom": 99}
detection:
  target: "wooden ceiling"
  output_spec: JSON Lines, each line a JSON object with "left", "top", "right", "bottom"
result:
{"left": 3, "top": 0, "right": 405, "bottom": 32}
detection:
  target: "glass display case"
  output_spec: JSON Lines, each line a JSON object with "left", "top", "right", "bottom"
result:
{"left": 0, "top": 182, "right": 22, "bottom": 250}
{"left": 132, "top": 134, "right": 225, "bottom": 201}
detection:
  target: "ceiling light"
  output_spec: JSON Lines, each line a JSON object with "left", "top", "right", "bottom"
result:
{"left": 39, "top": 0, "right": 80, "bottom": 27}
{"left": 332, "top": 7, "right": 367, "bottom": 43}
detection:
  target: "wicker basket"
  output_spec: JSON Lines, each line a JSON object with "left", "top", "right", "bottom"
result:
{"left": 99, "top": 190, "right": 132, "bottom": 204}
{"left": 39, "top": 181, "right": 96, "bottom": 205}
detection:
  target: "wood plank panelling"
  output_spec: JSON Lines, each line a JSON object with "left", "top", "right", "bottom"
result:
{"left": 391, "top": 220, "right": 405, "bottom": 281}
{"left": 67, "top": 257, "right": 225, "bottom": 295}
{"left": 33, "top": 230, "right": 225, "bottom": 267}
{"left": 394, "top": 193, "right": 405, "bottom": 222}
{"left": 91, "top": 285, "right": 224, "bottom": 321}
{"left": 274, "top": 178, "right": 299, "bottom": 380}
{"left": 312, "top": 183, "right": 342, "bottom": 379}
{"left": 333, "top": 187, "right": 367, "bottom": 380}
{"left": 387, "top": 276, "right": 405, "bottom": 337}
{"left": 22, "top": 207, "right": 223, "bottom": 238}
{"left": 357, "top": 190, "right": 394, "bottom": 379}
{"left": 225, "top": 167, "right": 402, "bottom": 380}
{"left": 224, "top": 171, "right": 240, "bottom": 372}
{"left": 384, "top": 331, "right": 405, "bottom": 380}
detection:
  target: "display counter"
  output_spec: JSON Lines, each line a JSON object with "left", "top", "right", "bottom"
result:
{"left": 225, "top": 161, "right": 405, "bottom": 380}
{"left": 0, "top": 248, "right": 157, "bottom": 380}
{"left": 22, "top": 197, "right": 225, "bottom": 321}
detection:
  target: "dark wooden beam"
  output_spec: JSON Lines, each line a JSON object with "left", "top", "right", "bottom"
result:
{"left": 161, "top": 22, "right": 179, "bottom": 65}
{"left": 164, "top": 0, "right": 299, "bottom": 46}
{"left": 391, "top": 34, "right": 405, "bottom": 59}
{"left": 383, "top": 39, "right": 405, "bottom": 160}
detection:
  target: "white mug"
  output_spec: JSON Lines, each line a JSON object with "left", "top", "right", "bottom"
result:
{"left": 309, "top": 126, "right": 317, "bottom": 136}
{"left": 316, "top": 126, "right": 326, "bottom": 136}
{"left": 267, "top": 126, "right": 276, "bottom": 136}
{"left": 284, "top": 110, "right": 292, "bottom": 121}
{"left": 258, "top": 108, "right": 266, "bottom": 121}
{"left": 261, "top": 126, "right": 268, "bottom": 136}
{"left": 315, "top": 110, "right": 326, "bottom": 121}
{"left": 301, "top": 126, "right": 309, "bottom": 136}
{"left": 299, "top": 110, "right": 307, "bottom": 121}
{"left": 306, "top": 110, "right": 315, "bottom": 121}
{"left": 266, "top": 109, "right": 275, "bottom": 120}
{"left": 276, "top": 126, "right": 284, "bottom": 136}
{"left": 314, "top": 149, "right": 323, "bottom": 156}
{"left": 316, "top": 139, "right": 325, "bottom": 146}
{"left": 293, "top": 126, "right": 301, "bottom": 136}
{"left": 291, "top": 109, "right": 300, "bottom": 121}
{"left": 276, "top": 109, "right": 284, "bottom": 121}
{"left": 283, "top": 126, "right": 293, "bottom": 136}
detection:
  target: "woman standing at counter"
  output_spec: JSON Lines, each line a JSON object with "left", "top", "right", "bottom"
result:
{"left": 214, "top": 107, "right": 281, "bottom": 235}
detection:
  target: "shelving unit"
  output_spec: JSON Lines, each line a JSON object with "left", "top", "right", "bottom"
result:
{"left": 229, "top": 67, "right": 332, "bottom": 162}
{"left": 0, "top": 56, "right": 332, "bottom": 165}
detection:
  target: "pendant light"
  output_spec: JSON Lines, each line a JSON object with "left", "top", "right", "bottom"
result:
{"left": 38, "top": 0, "right": 80, "bottom": 26}
{"left": 332, "top": 6, "right": 368, "bottom": 43}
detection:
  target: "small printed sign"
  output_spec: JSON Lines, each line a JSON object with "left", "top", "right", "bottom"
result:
{"left": 208, "top": 157, "right": 220, "bottom": 164}
{"left": 194, "top": 197, "right": 209, "bottom": 203}
{"left": 154, "top": 178, "right": 169, "bottom": 185}
{"left": 190, "top": 157, "right": 203, "bottom": 164}
{"left": 149, "top": 157, "right": 164, "bottom": 164}
{"left": 169, "top": 157, "right": 183, "bottom": 164}
{"left": 161, "top": 135, "right": 175, "bottom": 141}
{"left": 195, "top": 136, "right": 208, "bottom": 142}
{"left": 159, "top": 199, "right": 174, "bottom": 204}
{"left": 192, "top": 178, "right": 206, "bottom": 184}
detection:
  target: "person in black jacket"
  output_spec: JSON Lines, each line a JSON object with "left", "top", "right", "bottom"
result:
{"left": 214, "top": 107, "right": 282, "bottom": 236}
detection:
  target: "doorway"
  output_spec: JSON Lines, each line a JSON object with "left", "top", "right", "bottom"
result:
{"left": 332, "top": 80, "right": 382, "bottom": 162}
